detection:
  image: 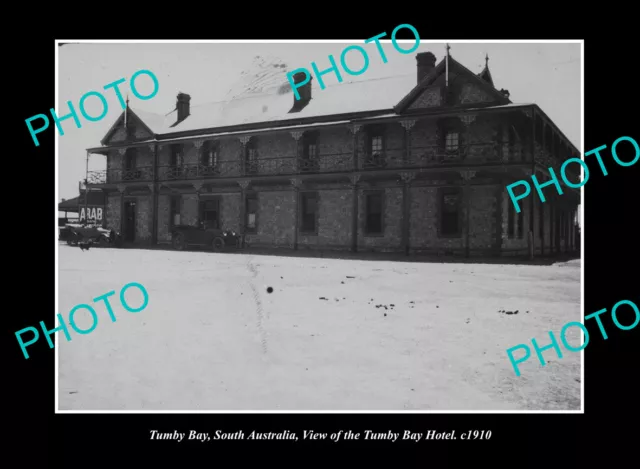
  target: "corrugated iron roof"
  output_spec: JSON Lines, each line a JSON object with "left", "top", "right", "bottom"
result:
{"left": 58, "top": 192, "right": 106, "bottom": 212}
{"left": 129, "top": 74, "right": 417, "bottom": 135}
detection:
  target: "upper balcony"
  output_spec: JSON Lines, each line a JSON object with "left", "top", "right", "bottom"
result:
{"left": 86, "top": 142, "right": 527, "bottom": 185}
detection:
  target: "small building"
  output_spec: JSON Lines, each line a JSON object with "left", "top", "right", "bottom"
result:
{"left": 85, "top": 50, "right": 580, "bottom": 258}
{"left": 58, "top": 187, "right": 106, "bottom": 225}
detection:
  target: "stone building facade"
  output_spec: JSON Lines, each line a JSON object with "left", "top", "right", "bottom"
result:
{"left": 86, "top": 50, "right": 581, "bottom": 258}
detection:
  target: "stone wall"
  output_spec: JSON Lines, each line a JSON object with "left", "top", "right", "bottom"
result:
{"left": 98, "top": 114, "right": 576, "bottom": 258}
{"left": 469, "top": 185, "right": 497, "bottom": 251}
{"left": 157, "top": 194, "right": 172, "bottom": 243}
{"left": 298, "top": 189, "right": 353, "bottom": 250}
{"left": 135, "top": 195, "right": 152, "bottom": 242}
{"left": 245, "top": 191, "right": 296, "bottom": 248}
{"left": 106, "top": 194, "right": 121, "bottom": 232}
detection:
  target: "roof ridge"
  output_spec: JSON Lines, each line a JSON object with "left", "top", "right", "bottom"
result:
{"left": 185, "top": 73, "right": 415, "bottom": 109}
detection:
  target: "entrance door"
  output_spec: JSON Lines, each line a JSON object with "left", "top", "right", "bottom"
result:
{"left": 123, "top": 200, "right": 136, "bottom": 242}
{"left": 199, "top": 199, "right": 220, "bottom": 229}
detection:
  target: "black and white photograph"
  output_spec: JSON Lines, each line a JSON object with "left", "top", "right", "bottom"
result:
{"left": 55, "top": 40, "right": 582, "bottom": 412}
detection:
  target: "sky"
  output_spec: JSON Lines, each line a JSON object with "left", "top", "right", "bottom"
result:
{"left": 58, "top": 41, "right": 581, "bottom": 202}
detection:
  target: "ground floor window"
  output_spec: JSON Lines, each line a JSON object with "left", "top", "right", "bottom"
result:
{"left": 245, "top": 194, "right": 258, "bottom": 233}
{"left": 299, "top": 192, "right": 318, "bottom": 233}
{"left": 170, "top": 196, "right": 181, "bottom": 228}
{"left": 364, "top": 190, "right": 384, "bottom": 235}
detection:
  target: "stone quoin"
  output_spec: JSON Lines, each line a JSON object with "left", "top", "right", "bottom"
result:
{"left": 506, "top": 135, "right": 639, "bottom": 213}
{"left": 14, "top": 282, "right": 149, "bottom": 359}
{"left": 286, "top": 24, "right": 420, "bottom": 101}
{"left": 25, "top": 69, "right": 159, "bottom": 147}
{"left": 506, "top": 298, "right": 639, "bottom": 376}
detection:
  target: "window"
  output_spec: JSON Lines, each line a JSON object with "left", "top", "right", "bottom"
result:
{"left": 170, "top": 196, "right": 181, "bottom": 228}
{"left": 170, "top": 144, "right": 183, "bottom": 167}
{"left": 440, "top": 189, "right": 461, "bottom": 237}
{"left": 300, "top": 192, "right": 318, "bottom": 233}
{"left": 124, "top": 148, "right": 137, "bottom": 171}
{"left": 302, "top": 133, "right": 319, "bottom": 171}
{"left": 245, "top": 194, "right": 258, "bottom": 233}
{"left": 201, "top": 141, "right": 218, "bottom": 168}
{"left": 445, "top": 132, "right": 459, "bottom": 152}
{"left": 365, "top": 191, "right": 384, "bottom": 235}
{"left": 245, "top": 142, "right": 258, "bottom": 174}
{"left": 199, "top": 199, "right": 220, "bottom": 229}
{"left": 123, "top": 148, "right": 141, "bottom": 180}
{"left": 368, "top": 133, "right": 385, "bottom": 167}
{"left": 439, "top": 119, "right": 464, "bottom": 160}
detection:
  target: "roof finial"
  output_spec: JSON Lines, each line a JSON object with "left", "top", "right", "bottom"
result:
{"left": 124, "top": 94, "right": 129, "bottom": 128}
{"left": 446, "top": 43, "right": 451, "bottom": 57}
{"left": 485, "top": 53, "right": 489, "bottom": 67}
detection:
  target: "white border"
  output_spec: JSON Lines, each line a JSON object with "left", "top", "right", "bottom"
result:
{"left": 55, "top": 39, "right": 584, "bottom": 414}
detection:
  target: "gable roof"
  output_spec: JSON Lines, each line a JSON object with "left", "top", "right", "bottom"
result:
{"left": 97, "top": 53, "right": 519, "bottom": 145}
{"left": 111, "top": 74, "right": 416, "bottom": 139}
{"left": 477, "top": 65, "right": 494, "bottom": 86}
{"left": 100, "top": 107, "right": 157, "bottom": 145}
{"left": 394, "top": 55, "right": 511, "bottom": 113}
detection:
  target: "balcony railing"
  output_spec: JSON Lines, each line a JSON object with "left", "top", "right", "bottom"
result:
{"left": 87, "top": 166, "right": 154, "bottom": 185}
{"left": 86, "top": 143, "right": 528, "bottom": 185}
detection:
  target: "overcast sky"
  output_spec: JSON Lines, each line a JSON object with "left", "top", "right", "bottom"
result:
{"left": 57, "top": 41, "right": 581, "bottom": 202}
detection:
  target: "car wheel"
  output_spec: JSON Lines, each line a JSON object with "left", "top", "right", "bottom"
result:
{"left": 98, "top": 235, "right": 110, "bottom": 247}
{"left": 173, "top": 233, "right": 186, "bottom": 251}
{"left": 212, "top": 237, "right": 224, "bottom": 252}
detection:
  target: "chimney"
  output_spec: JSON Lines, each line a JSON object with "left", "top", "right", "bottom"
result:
{"left": 176, "top": 93, "right": 191, "bottom": 122}
{"left": 289, "top": 72, "right": 312, "bottom": 113}
{"left": 416, "top": 52, "right": 437, "bottom": 84}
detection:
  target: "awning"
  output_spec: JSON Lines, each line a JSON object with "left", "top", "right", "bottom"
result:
{"left": 58, "top": 191, "right": 106, "bottom": 213}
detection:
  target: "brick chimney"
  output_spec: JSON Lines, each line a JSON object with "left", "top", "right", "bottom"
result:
{"left": 416, "top": 52, "right": 437, "bottom": 84}
{"left": 290, "top": 72, "right": 312, "bottom": 113}
{"left": 176, "top": 93, "right": 191, "bottom": 122}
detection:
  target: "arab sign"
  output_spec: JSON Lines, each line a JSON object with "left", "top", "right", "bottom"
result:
{"left": 79, "top": 206, "right": 103, "bottom": 222}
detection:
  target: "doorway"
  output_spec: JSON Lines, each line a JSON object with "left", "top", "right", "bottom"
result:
{"left": 123, "top": 200, "right": 136, "bottom": 242}
{"left": 199, "top": 199, "right": 220, "bottom": 229}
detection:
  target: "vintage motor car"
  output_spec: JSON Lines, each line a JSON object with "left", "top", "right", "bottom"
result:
{"left": 64, "top": 223, "right": 119, "bottom": 247}
{"left": 171, "top": 222, "right": 242, "bottom": 251}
